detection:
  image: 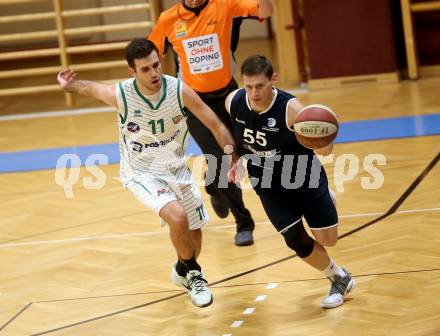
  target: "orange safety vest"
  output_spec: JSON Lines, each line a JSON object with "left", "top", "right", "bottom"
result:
{"left": 149, "top": 0, "right": 259, "bottom": 93}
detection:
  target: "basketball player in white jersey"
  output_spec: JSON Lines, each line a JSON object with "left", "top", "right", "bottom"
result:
{"left": 57, "top": 38, "right": 239, "bottom": 308}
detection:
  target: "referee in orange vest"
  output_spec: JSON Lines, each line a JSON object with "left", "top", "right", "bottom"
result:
{"left": 149, "top": 0, "right": 273, "bottom": 246}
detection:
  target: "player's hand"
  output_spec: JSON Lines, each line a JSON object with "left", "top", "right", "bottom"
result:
{"left": 57, "top": 69, "right": 77, "bottom": 89}
{"left": 314, "top": 143, "right": 334, "bottom": 156}
{"left": 228, "top": 158, "right": 245, "bottom": 184}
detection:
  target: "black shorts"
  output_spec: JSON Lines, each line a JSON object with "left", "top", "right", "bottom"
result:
{"left": 255, "top": 176, "right": 338, "bottom": 231}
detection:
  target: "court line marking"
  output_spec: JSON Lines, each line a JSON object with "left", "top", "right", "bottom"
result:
{"left": 230, "top": 321, "right": 243, "bottom": 328}
{"left": 29, "top": 269, "right": 440, "bottom": 335}
{"left": 35, "top": 289, "right": 182, "bottom": 304}
{"left": 227, "top": 279, "right": 275, "bottom": 333}
{"left": 243, "top": 308, "right": 256, "bottom": 315}
{"left": 339, "top": 152, "right": 439, "bottom": 239}
{"left": 4, "top": 269, "right": 440, "bottom": 333}
{"left": 0, "top": 210, "right": 147, "bottom": 244}
{"left": 221, "top": 152, "right": 440, "bottom": 335}
{"left": 30, "top": 267, "right": 440, "bottom": 304}
{"left": 29, "top": 292, "right": 187, "bottom": 336}
{"left": 0, "top": 107, "right": 114, "bottom": 122}
{"left": 2, "top": 114, "right": 439, "bottom": 174}
{"left": 255, "top": 295, "right": 267, "bottom": 302}
{"left": 0, "top": 302, "right": 33, "bottom": 333}
{"left": 25, "top": 153, "right": 440, "bottom": 335}
{"left": 266, "top": 283, "right": 278, "bottom": 289}
{"left": 0, "top": 155, "right": 430, "bottom": 198}
{"left": 1, "top": 207, "right": 438, "bottom": 248}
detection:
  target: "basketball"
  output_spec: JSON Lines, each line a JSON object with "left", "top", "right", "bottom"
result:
{"left": 293, "top": 104, "right": 339, "bottom": 149}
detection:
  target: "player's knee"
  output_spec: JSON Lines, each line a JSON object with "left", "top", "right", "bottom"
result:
{"left": 314, "top": 229, "right": 338, "bottom": 247}
{"left": 281, "top": 222, "right": 315, "bottom": 258}
{"left": 161, "top": 207, "right": 188, "bottom": 231}
{"left": 170, "top": 213, "right": 188, "bottom": 229}
{"left": 319, "top": 236, "right": 338, "bottom": 247}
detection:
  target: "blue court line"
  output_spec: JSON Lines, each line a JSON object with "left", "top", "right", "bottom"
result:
{"left": 338, "top": 114, "right": 440, "bottom": 143}
{"left": 0, "top": 114, "right": 439, "bottom": 173}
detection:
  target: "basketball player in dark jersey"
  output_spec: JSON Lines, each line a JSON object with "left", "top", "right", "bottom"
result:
{"left": 226, "top": 55, "right": 355, "bottom": 308}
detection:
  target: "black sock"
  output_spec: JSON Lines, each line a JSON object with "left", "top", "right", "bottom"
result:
{"left": 180, "top": 254, "right": 201, "bottom": 273}
{"left": 175, "top": 259, "right": 188, "bottom": 276}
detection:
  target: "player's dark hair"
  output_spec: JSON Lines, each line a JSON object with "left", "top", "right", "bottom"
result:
{"left": 241, "top": 55, "right": 274, "bottom": 79}
{"left": 125, "top": 38, "right": 158, "bottom": 69}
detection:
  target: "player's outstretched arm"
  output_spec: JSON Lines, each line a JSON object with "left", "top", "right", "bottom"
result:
{"left": 287, "top": 99, "right": 334, "bottom": 156}
{"left": 182, "top": 82, "right": 238, "bottom": 164}
{"left": 57, "top": 69, "right": 118, "bottom": 108}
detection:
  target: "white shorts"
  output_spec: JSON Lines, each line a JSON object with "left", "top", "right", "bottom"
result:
{"left": 123, "top": 165, "right": 209, "bottom": 230}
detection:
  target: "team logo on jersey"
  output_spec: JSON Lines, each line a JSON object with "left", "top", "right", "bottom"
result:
{"left": 134, "top": 109, "right": 142, "bottom": 118}
{"left": 267, "top": 118, "right": 276, "bottom": 127}
{"left": 127, "top": 122, "right": 140, "bottom": 133}
{"left": 263, "top": 117, "right": 279, "bottom": 132}
{"left": 175, "top": 21, "right": 187, "bottom": 38}
{"left": 172, "top": 115, "right": 184, "bottom": 124}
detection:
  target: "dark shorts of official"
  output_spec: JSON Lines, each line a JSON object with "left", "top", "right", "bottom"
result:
{"left": 253, "top": 172, "right": 338, "bottom": 231}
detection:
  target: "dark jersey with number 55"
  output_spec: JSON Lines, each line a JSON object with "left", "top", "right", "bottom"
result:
{"left": 229, "top": 88, "right": 323, "bottom": 191}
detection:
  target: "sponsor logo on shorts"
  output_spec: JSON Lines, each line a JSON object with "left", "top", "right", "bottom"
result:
{"left": 157, "top": 188, "right": 171, "bottom": 196}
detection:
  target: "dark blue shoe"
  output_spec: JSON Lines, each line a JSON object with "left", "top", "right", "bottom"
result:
{"left": 234, "top": 231, "right": 254, "bottom": 246}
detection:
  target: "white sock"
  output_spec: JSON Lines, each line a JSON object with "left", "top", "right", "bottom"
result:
{"left": 322, "top": 258, "right": 345, "bottom": 281}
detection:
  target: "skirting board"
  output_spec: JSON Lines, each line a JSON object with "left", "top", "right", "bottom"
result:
{"left": 308, "top": 72, "right": 400, "bottom": 90}
{"left": 419, "top": 64, "right": 440, "bottom": 77}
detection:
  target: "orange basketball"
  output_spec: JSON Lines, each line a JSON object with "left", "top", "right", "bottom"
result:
{"left": 293, "top": 104, "right": 339, "bottom": 149}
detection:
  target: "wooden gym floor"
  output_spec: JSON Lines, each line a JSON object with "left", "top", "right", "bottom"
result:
{"left": 0, "top": 39, "right": 439, "bottom": 335}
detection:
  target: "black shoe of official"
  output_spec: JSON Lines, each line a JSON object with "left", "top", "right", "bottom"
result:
{"left": 234, "top": 231, "right": 254, "bottom": 246}
{"left": 210, "top": 196, "right": 229, "bottom": 218}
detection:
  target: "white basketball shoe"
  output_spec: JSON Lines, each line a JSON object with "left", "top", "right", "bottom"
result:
{"left": 171, "top": 265, "right": 213, "bottom": 308}
{"left": 171, "top": 264, "right": 188, "bottom": 288}
{"left": 186, "top": 270, "right": 213, "bottom": 307}
{"left": 321, "top": 268, "right": 355, "bottom": 308}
